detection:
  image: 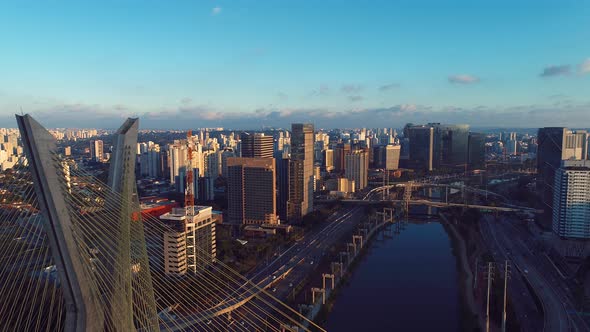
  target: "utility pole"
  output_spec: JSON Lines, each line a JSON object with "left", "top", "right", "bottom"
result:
{"left": 486, "top": 262, "right": 494, "bottom": 332}
{"left": 502, "top": 260, "right": 510, "bottom": 332}
{"left": 473, "top": 257, "right": 479, "bottom": 291}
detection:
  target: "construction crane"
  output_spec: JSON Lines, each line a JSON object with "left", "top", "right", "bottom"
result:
{"left": 185, "top": 130, "right": 195, "bottom": 217}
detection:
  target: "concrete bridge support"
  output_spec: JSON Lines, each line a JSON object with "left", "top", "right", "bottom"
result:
{"left": 352, "top": 235, "right": 363, "bottom": 248}
{"left": 331, "top": 262, "right": 343, "bottom": 278}
{"left": 311, "top": 288, "right": 325, "bottom": 305}
{"left": 322, "top": 274, "right": 335, "bottom": 291}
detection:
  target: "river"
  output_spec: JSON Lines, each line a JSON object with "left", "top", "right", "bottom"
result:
{"left": 325, "top": 221, "right": 460, "bottom": 331}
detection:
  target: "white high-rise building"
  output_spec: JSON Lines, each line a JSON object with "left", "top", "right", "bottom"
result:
{"left": 160, "top": 206, "right": 216, "bottom": 276}
{"left": 552, "top": 160, "right": 590, "bottom": 239}
{"left": 345, "top": 149, "right": 368, "bottom": 191}
{"left": 168, "top": 142, "right": 187, "bottom": 184}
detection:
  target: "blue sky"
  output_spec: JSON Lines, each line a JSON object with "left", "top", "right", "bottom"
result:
{"left": 1, "top": 0, "right": 589, "bottom": 128}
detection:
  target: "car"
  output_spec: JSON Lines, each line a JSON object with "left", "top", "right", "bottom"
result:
{"left": 272, "top": 288, "right": 277, "bottom": 292}
{"left": 524, "top": 269, "right": 529, "bottom": 274}
{"left": 310, "top": 261, "right": 314, "bottom": 265}
{"left": 206, "top": 320, "right": 212, "bottom": 325}
{"left": 272, "top": 275, "right": 276, "bottom": 280}
{"left": 289, "top": 283, "right": 293, "bottom": 287}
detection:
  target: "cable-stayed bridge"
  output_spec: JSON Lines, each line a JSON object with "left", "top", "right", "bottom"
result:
{"left": 0, "top": 114, "right": 322, "bottom": 332}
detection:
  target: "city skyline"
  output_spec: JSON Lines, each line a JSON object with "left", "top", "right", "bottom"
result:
{"left": 1, "top": 1, "right": 590, "bottom": 128}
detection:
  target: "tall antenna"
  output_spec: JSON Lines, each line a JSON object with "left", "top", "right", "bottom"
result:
{"left": 185, "top": 130, "right": 195, "bottom": 218}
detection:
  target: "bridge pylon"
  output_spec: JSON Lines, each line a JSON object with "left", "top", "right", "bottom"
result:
{"left": 15, "top": 114, "right": 157, "bottom": 332}
{"left": 17, "top": 114, "right": 104, "bottom": 332}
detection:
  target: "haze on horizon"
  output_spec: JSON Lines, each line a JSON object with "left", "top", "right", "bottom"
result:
{"left": 0, "top": 0, "right": 589, "bottom": 129}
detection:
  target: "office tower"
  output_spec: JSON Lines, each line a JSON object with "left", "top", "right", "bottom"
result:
{"left": 64, "top": 146, "right": 71, "bottom": 156}
{"left": 90, "top": 140, "right": 104, "bottom": 162}
{"left": 333, "top": 143, "right": 350, "bottom": 172}
{"left": 140, "top": 145, "right": 162, "bottom": 178}
{"left": 509, "top": 132, "right": 517, "bottom": 141}
{"left": 204, "top": 150, "right": 221, "bottom": 179}
{"left": 313, "top": 165, "right": 321, "bottom": 191}
{"left": 138, "top": 142, "right": 149, "bottom": 155}
{"left": 314, "top": 140, "right": 325, "bottom": 165}
{"left": 276, "top": 156, "right": 290, "bottom": 221}
{"left": 287, "top": 123, "right": 314, "bottom": 222}
{"left": 437, "top": 124, "right": 470, "bottom": 166}
{"left": 384, "top": 145, "right": 401, "bottom": 170}
{"left": 220, "top": 148, "right": 236, "bottom": 178}
{"left": 345, "top": 149, "right": 368, "bottom": 191}
{"left": 537, "top": 128, "right": 589, "bottom": 210}
{"left": 408, "top": 125, "right": 435, "bottom": 171}
{"left": 374, "top": 145, "right": 401, "bottom": 170}
{"left": 160, "top": 206, "right": 216, "bottom": 276}
{"left": 505, "top": 140, "right": 518, "bottom": 156}
{"left": 506, "top": 135, "right": 518, "bottom": 155}
{"left": 337, "top": 177, "right": 355, "bottom": 193}
{"left": 240, "top": 132, "right": 274, "bottom": 159}
{"left": 552, "top": 160, "right": 590, "bottom": 239}
{"left": 201, "top": 173, "right": 216, "bottom": 201}
{"left": 324, "top": 149, "right": 334, "bottom": 172}
{"left": 468, "top": 132, "right": 486, "bottom": 169}
{"left": 168, "top": 142, "right": 187, "bottom": 184}
{"left": 227, "top": 157, "right": 278, "bottom": 225}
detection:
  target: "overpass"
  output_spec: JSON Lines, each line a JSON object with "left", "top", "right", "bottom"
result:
{"left": 321, "top": 179, "right": 543, "bottom": 214}
{"left": 319, "top": 198, "right": 542, "bottom": 214}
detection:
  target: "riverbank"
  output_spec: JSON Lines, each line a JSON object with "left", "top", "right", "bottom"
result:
{"left": 442, "top": 210, "right": 524, "bottom": 332}
{"left": 441, "top": 213, "right": 483, "bottom": 331}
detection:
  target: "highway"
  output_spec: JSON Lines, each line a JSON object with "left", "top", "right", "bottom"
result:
{"left": 175, "top": 205, "right": 366, "bottom": 331}
{"left": 480, "top": 215, "right": 590, "bottom": 332}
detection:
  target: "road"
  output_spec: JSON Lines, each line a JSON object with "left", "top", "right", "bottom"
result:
{"left": 480, "top": 215, "right": 590, "bottom": 332}
{"left": 178, "top": 205, "right": 366, "bottom": 331}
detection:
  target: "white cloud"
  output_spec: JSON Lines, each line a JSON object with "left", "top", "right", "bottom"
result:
{"left": 579, "top": 58, "right": 590, "bottom": 74}
{"left": 341, "top": 84, "right": 363, "bottom": 94}
{"left": 379, "top": 83, "right": 400, "bottom": 91}
{"left": 212, "top": 6, "right": 222, "bottom": 15}
{"left": 309, "top": 85, "right": 330, "bottom": 96}
{"left": 540, "top": 65, "right": 571, "bottom": 77}
{"left": 448, "top": 74, "right": 480, "bottom": 84}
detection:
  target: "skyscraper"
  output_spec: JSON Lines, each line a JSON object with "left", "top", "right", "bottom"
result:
{"left": 160, "top": 206, "right": 216, "bottom": 276}
{"left": 324, "top": 148, "right": 334, "bottom": 172}
{"left": 288, "top": 123, "right": 314, "bottom": 222}
{"left": 276, "top": 155, "right": 290, "bottom": 221}
{"left": 408, "top": 125, "right": 435, "bottom": 171}
{"left": 374, "top": 145, "right": 401, "bottom": 170}
{"left": 333, "top": 143, "right": 350, "bottom": 173}
{"left": 240, "top": 133, "right": 274, "bottom": 159}
{"left": 345, "top": 149, "right": 368, "bottom": 190}
{"left": 436, "top": 124, "right": 470, "bottom": 166}
{"left": 537, "top": 128, "right": 589, "bottom": 211}
{"left": 90, "top": 140, "right": 104, "bottom": 162}
{"left": 168, "top": 142, "right": 187, "bottom": 184}
{"left": 552, "top": 160, "right": 590, "bottom": 239}
{"left": 227, "top": 157, "right": 278, "bottom": 225}
{"left": 139, "top": 144, "right": 161, "bottom": 178}
{"left": 468, "top": 132, "right": 486, "bottom": 169}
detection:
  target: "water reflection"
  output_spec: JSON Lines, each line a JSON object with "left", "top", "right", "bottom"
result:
{"left": 326, "top": 221, "right": 460, "bottom": 332}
